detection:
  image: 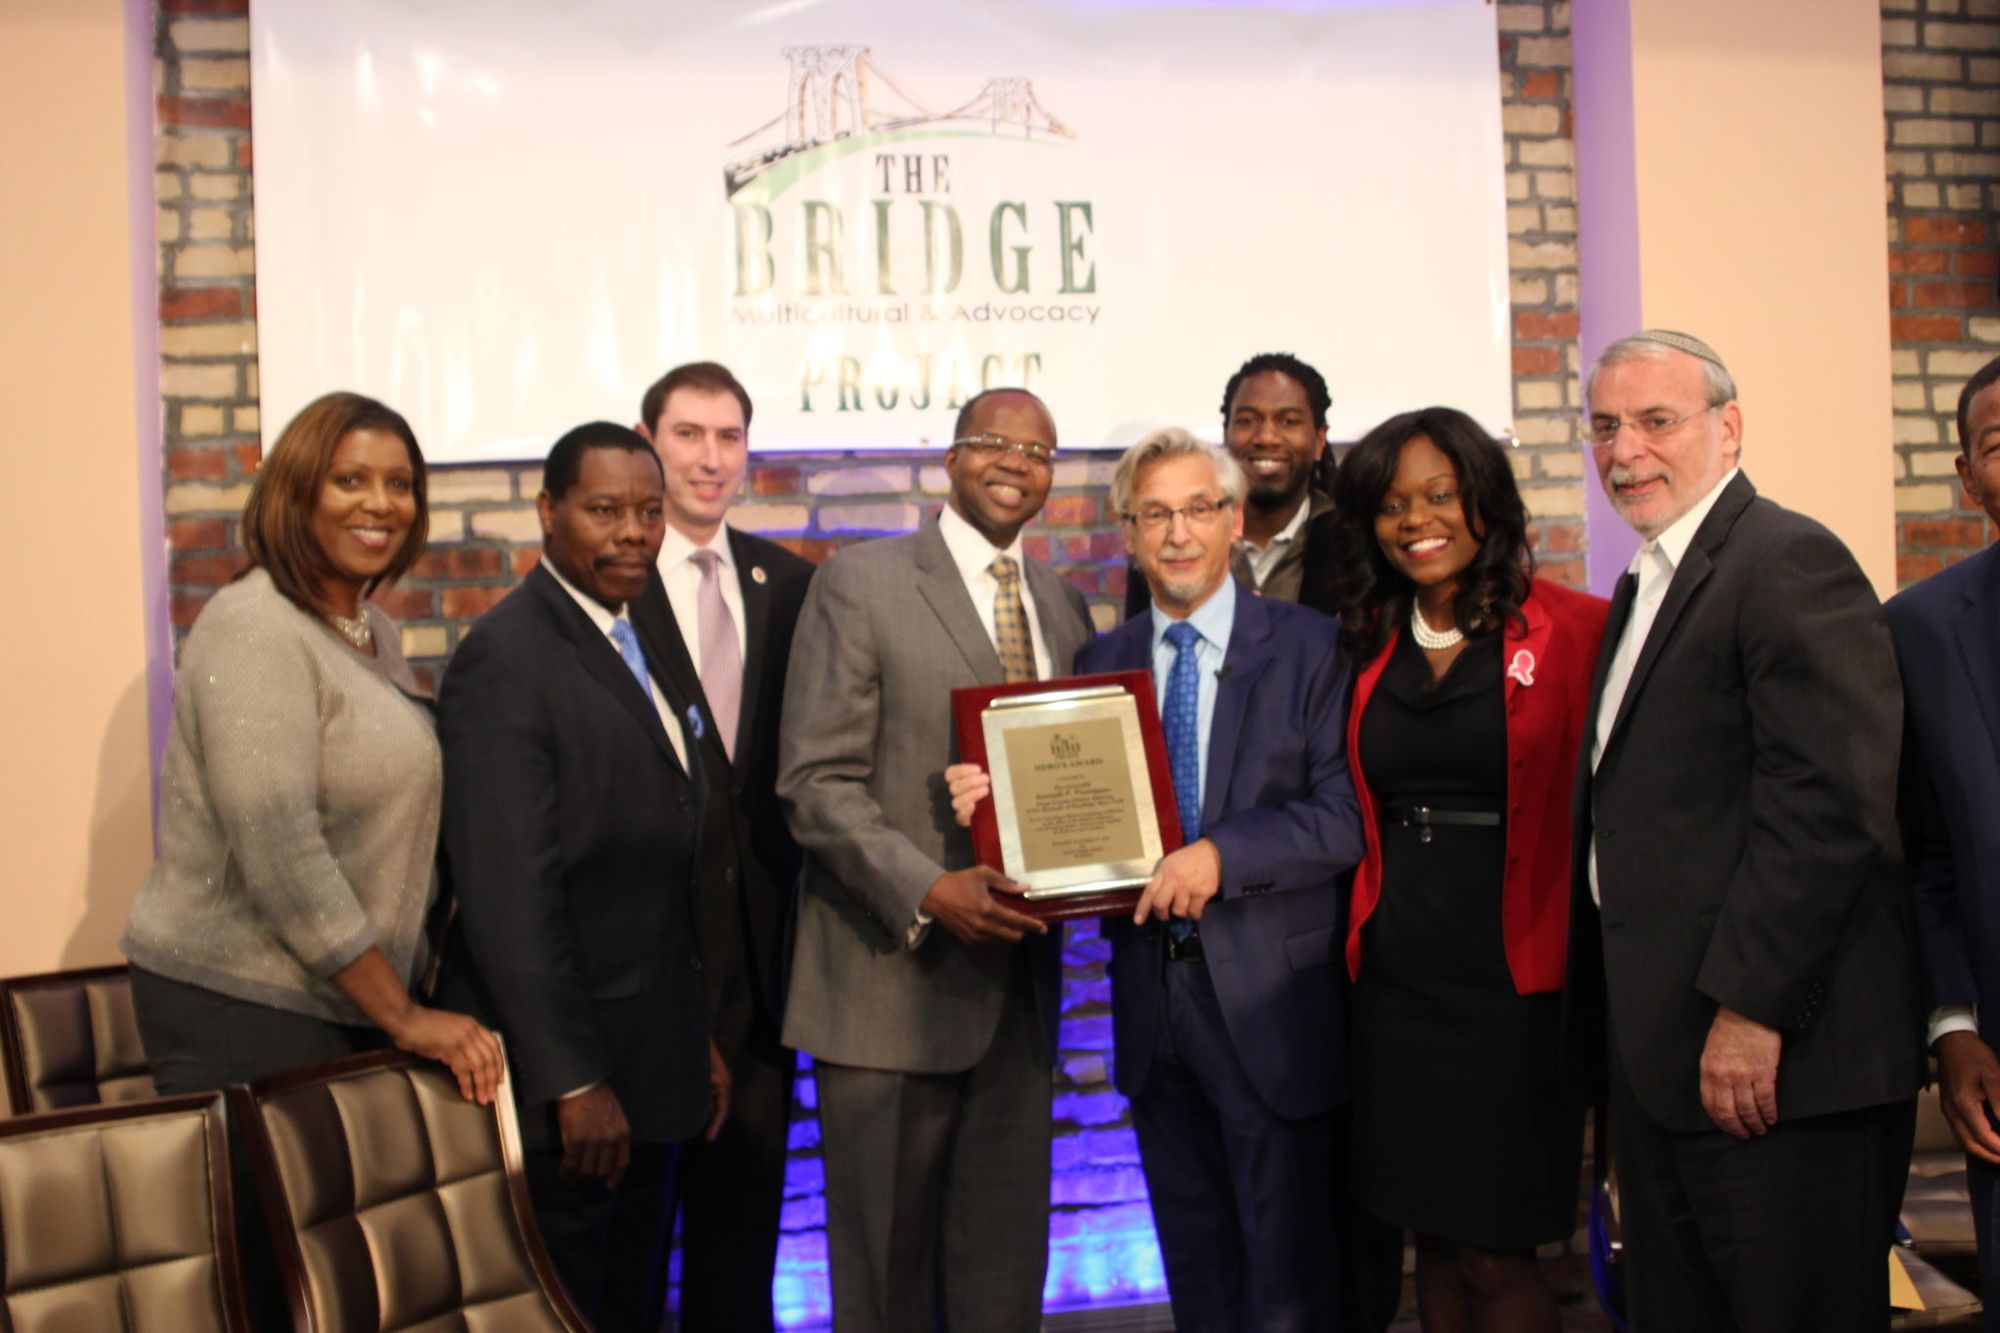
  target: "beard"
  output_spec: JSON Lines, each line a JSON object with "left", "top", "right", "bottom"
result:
{"left": 1241, "top": 458, "right": 1311, "bottom": 512}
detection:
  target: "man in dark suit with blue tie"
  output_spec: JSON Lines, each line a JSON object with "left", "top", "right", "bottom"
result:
{"left": 437, "top": 423, "right": 724, "bottom": 1331}
{"left": 1888, "top": 353, "right": 2000, "bottom": 1325}
{"left": 954, "top": 426, "right": 1362, "bottom": 1329}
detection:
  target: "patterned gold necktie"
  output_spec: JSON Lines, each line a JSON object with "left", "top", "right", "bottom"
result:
{"left": 991, "top": 554, "right": 1037, "bottom": 683}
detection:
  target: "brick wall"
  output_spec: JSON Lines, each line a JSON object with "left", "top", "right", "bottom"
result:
{"left": 1499, "top": 4, "right": 1590, "bottom": 584}
{"left": 1883, "top": 0, "right": 2000, "bottom": 583}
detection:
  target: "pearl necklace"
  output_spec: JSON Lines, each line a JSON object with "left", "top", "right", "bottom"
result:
{"left": 328, "top": 611, "right": 374, "bottom": 651}
{"left": 1409, "top": 601, "right": 1463, "bottom": 651}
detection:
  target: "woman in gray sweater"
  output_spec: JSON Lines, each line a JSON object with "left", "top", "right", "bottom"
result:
{"left": 122, "top": 391, "right": 501, "bottom": 1103}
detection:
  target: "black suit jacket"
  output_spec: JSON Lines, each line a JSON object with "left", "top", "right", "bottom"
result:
{"left": 628, "top": 529, "right": 815, "bottom": 1026}
{"left": 1564, "top": 472, "right": 1923, "bottom": 1132}
{"left": 435, "top": 564, "right": 711, "bottom": 1150}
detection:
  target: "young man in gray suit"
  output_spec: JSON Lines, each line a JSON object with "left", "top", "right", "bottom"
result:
{"left": 778, "top": 387, "right": 1094, "bottom": 1332}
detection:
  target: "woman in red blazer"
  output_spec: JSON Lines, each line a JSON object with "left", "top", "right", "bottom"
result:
{"left": 1318, "top": 407, "right": 1607, "bottom": 1333}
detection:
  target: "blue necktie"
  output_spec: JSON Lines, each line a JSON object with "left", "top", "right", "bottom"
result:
{"left": 1163, "top": 621, "right": 1203, "bottom": 941}
{"left": 609, "top": 619, "right": 651, "bottom": 699}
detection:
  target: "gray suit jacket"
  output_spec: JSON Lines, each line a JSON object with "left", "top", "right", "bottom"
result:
{"left": 777, "top": 515, "right": 1095, "bottom": 1072}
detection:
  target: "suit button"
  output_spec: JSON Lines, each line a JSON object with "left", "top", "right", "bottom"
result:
{"left": 690, "top": 956, "right": 703, "bottom": 972}
{"left": 723, "top": 867, "right": 737, "bottom": 885}
{"left": 678, "top": 796, "right": 692, "bottom": 810}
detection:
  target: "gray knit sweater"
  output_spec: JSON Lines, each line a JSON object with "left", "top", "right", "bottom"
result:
{"left": 122, "top": 569, "right": 441, "bottom": 1024}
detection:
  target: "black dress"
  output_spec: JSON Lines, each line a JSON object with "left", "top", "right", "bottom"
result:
{"left": 1348, "top": 630, "right": 1580, "bottom": 1249}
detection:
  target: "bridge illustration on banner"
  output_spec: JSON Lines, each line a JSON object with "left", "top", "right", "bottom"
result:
{"left": 723, "top": 45, "right": 1078, "bottom": 197}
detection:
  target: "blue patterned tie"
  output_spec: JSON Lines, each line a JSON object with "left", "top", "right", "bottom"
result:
{"left": 609, "top": 618, "right": 651, "bottom": 699}
{"left": 1163, "top": 621, "right": 1203, "bottom": 941}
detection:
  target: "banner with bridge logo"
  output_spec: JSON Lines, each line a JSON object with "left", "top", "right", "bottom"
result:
{"left": 251, "top": 0, "right": 1511, "bottom": 461}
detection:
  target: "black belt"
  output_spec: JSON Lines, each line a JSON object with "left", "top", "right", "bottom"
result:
{"left": 1163, "top": 928, "right": 1205, "bottom": 962}
{"left": 1381, "top": 806, "right": 1503, "bottom": 827}
{"left": 1382, "top": 806, "right": 1502, "bottom": 844}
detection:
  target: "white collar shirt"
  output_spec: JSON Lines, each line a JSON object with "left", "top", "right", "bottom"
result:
{"left": 1588, "top": 467, "right": 1738, "bottom": 903}
{"left": 936, "top": 503, "right": 1053, "bottom": 680}
{"left": 541, "top": 556, "right": 690, "bottom": 771}
{"left": 1238, "top": 496, "right": 1312, "bottom": 590}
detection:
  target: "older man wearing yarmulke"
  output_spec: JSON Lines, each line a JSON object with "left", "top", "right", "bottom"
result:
{"left": 1562, "top": 330, "right": 1922, "bottom": 1331}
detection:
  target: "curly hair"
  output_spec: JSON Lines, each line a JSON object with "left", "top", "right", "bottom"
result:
{"left": 1326, "top": 406, "right": 1532, "bottom": 664}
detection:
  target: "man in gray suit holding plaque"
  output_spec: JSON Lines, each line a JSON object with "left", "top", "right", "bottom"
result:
{"left": 778, "top": 387, "right": 1094, "bottom": 1332}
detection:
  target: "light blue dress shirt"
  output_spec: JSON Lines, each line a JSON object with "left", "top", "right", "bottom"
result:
{"left": 1148, "top": 576, "right": 1236, "bottom": 818}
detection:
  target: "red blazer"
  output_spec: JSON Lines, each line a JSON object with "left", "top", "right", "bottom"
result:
{"left": 1344, "top": 578, "right": 1609, "bottom": 995}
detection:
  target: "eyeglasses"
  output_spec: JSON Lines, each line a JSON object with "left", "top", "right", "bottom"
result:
{"left": 1122, "top": 497, "right": 1234, "bottom": 531}
{"left": 952, "top": 433, "right": 1057, "bottom": 466}
{"left": 1584, "top": 405, "right": 1720, "bottom": 446}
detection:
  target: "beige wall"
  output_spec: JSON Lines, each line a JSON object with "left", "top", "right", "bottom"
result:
{"left": 0, "top": 0, "right": 157, "bottom": 973}
{"left": 1628, "top": 0, "right": 1896, "bottom": 592}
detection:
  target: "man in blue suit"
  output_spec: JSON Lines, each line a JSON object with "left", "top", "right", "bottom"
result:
{"left": 954, "top": 427, "right": 1362, "bottom": 1329}
{"left": 1888, "top": 352, "right": 2000, "bottom": 1323}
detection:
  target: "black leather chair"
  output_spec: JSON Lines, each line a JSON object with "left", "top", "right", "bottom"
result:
{"left": 0, "top": 1091, "right": 252, "bottom": 1330}
{"left": 0, "top": 963, "right": 154, "bottom": 1114}
{"left": 233, "top": 1048, "right": 590, "bottom": 1332}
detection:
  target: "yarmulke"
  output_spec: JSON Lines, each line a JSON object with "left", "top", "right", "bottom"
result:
{"left": 1627, "top": 329, "right": 1729, "bottom": 374}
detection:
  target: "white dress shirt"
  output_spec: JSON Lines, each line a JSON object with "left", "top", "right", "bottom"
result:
{"left": 658, "top": 523, "right": 749, "bottom": 667}
{"left": 1588, "top": 468, "right": 1738, "bottom": 904}
{"left": 1238, "top": 496, "right": 1312, "bottom": 591}
{"left": 936, "top": 503, "right": 1054, "bottom": 680}
{"left": 542, "top": 557, "right": 690, "bottom": 772}
{"left": 911, "top": 506, "right": 1056, "bottom": 946}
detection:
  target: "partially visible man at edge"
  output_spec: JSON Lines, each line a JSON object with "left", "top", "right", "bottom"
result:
{"left": 1887, "top": 353, "right": 2000, "bottom": 1331}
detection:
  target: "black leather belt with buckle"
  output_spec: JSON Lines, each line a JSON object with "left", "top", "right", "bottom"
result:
{"left": 1382, "top": 806, "right": 1503, "bottom": 844}
{"left": 1382, "top": 806, "right": 1503, "bottom": 827}
{"left": 1163, "top": 929, "right": 1205, "bottom": 962}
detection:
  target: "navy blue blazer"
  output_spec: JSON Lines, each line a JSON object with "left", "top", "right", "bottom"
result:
{"left": 1081, "top": 591, "right": 1363, "bottom": 1120}
{"left": 1888, "top": 541, "right": 2000, "bottom": 1039}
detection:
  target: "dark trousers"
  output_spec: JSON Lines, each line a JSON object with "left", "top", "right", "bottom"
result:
{"left": 130, "top": 967, "right": 387, "bottom": 1331}
{"left": 526, "top": 1142, "right": 679, "bottom": 1333}
{"left": 812, "top": 957, "right": 1052, "bottom": 1333}
{"left": 1610, "top": 1055, "right": 1914, "bottom": 1333}
{"left": 670, "top": 994, "right": 795, "bottom": 1331}
{"left": 1131, "top": 957, "right": 1339, "bottom": 1333}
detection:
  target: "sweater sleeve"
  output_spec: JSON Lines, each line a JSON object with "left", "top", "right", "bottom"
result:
{"left": 182, "top": 600, "right": 377, "bottom": 977}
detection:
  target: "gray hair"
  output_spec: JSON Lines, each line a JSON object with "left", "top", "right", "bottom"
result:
{"left": 1110, "top": 427, "right": 1249, "bottom": 517}
{"left": 1585, "top": 329, "right": 1739, "bottom": 409}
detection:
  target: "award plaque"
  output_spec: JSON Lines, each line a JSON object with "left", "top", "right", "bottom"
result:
{"left": 951, "top": 670, "right": 1183, "bottom": 922}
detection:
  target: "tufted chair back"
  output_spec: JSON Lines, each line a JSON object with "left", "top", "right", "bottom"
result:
{"left": 0, "top": 1092, "right": 251, "bottom": 1331}
{"left": 0, "top": 965, "right": 155, "bottom": 1115}
{"left": 234, "top": 1049, "right": 587, "bottom": 1333}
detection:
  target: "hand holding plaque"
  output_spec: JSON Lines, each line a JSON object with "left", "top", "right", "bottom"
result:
{"left": 950, "top": 671, "right": 1184, "bottom": 922}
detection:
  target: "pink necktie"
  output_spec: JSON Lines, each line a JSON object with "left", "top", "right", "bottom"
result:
{"left": 692, "top": 550, "right": 742, "bottom": 758}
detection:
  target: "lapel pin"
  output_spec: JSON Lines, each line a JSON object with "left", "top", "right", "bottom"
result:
{"left": 1506, "top": 649, "right": 1537, "bottom": 687}
{"left": 751, "top": 565, "right": 768, "bottom": 585}
{"left": 686, "top": 704, "right": 706, "bottom": 740}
